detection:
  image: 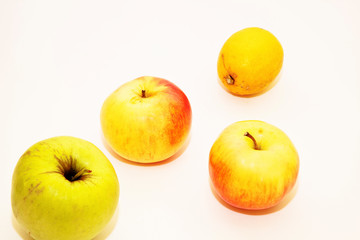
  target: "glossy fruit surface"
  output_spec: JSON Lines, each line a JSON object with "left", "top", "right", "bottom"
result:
{"left": 217, "top": 27, "right": 284, "bottom": 96}
{"left": 11, "top": 136, "right": 119, "bottom": 240}
{"left": 101, "top": 76, "right": 192, "bottom": 163}
{"left": 209, "top": 120, "right": 299, "bottom": 210}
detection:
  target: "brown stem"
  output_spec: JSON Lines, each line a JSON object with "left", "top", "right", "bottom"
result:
{"left": 221, "top": 54, "right": 235, "bottom": 85}
{"left": 226, "top": 75, "right": 235, "bottom": 85}
{"left": 244, "top": 132, "right": 260, "bottom": 150}
{"left": 141, "top": 90, "right": 146, "bottom": 98}
{"left": 71, "top": 168, "right": 92, "bottom": 181}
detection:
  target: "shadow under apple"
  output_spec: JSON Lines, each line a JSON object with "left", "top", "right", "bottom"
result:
{"left": 12, "top": 214, "right": 33, "bottom": 240}
{"left": 12, "top": 206, "right": 120, "bottom": 240}
{"left": 101, "top": 132, "right": 192, "bottom": 167}
{"left": 209, "top": 178, "right": 299, "bottom": 215}
{"left": 93, "top": 206, "right": 119, "bottom": 240}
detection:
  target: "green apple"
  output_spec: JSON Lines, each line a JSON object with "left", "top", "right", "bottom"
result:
{"left": 209, "top": 120, "right": 299, "bottom": 210}
{"left": 11, "top": 136, "right": 120, "bottom": 240}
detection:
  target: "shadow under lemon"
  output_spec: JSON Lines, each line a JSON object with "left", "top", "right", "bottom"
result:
{"left": 101, "top": 133, "right": 192, "bottom": 167}
{"left": 209, "top": 178, "right": 299, "bottom": 215}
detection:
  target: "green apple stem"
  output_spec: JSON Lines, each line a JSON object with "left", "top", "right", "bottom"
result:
{"left": 141, "top": 89, "right": 146, "bottom": 98}
{"left": 244, "top": 132, "right": 260, "bottom": 150}
{"left": 71, "top": 168, "right": 92, "bottom": 181}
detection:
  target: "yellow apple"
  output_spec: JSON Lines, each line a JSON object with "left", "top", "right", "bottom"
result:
{"left": 209, "top": 120, "right": 299, "bottom": 210}
{"left": 101, "top": 76, "right": 192, "bottom": 163}
{"left": 11, "top": 136, "right": 120, "bottom": 240}
{"left": 217, "top": 27, "right": 284, "bottom": 97}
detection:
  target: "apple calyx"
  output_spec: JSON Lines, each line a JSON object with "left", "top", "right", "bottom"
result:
{"left": 56, "top": 155, "right": 92, "bottom": 182}
{"left": 141, "top": 89, "right": 146, "bottom": 98}
{"left": 244, "top": 132, "right": 260, "bottom": 150}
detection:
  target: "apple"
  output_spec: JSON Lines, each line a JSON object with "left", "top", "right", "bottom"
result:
{"left": 11, "top": 136, "right": 120, "bottom": 240}
{"left": 209, "top": 120, "right": 299, "bottom": 210}
{"left": 101, "top": 76, "right": 192, "bottom": 163}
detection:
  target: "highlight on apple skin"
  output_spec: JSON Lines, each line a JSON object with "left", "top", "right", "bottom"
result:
{"left": 11, "top": 136, "right": 120, "bottom": 240}
{"left": 101, "top": 76, "right": 192, "bottom": 163}
{"left": 209, "top": 120, "right": 299, "bottom": 210}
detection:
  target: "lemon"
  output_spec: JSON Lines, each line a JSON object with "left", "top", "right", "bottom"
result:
{"left": 217, "top": 27, "right": 284, "bottom": 97}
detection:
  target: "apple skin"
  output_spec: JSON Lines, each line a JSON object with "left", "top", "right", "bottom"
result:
{"left": 11, "top": 136, "right": 119, "bottom": 240}
{"left": 209, "top": 120, "right": 299, "bottom": 210}
{"left": 101, "top": 76, "right": 192, "bottom": 163}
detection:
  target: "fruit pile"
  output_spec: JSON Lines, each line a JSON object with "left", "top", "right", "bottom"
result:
{"left": 11, "top": 27, "right": 299, "bottom": 240}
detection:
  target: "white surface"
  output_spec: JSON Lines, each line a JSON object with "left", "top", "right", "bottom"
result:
{"left": 1, "top": 0, "right": 360, "bottom": 239}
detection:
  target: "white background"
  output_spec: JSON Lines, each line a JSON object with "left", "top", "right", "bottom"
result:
{"left": 1, "top": 0, "right": 360, "bottom": 239}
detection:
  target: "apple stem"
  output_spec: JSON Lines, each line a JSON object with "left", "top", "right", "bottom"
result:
{"left": 244, "top": 132, "right": 260, "bottom": 150}
{"left": 226, "top": 75, "right": 235, "bottom": 85}
{"left": 71, "top": 168, "right": 92, "bottom": 181}
{"left": 141, "top": 89, "right": 146, "bottom": 98}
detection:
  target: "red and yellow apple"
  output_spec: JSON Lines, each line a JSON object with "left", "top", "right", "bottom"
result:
{"left": 209, "top": 120, "right": 299, "bottom": 210}
{"left": 101, "top": 76, "right": 192, "bottom": 163}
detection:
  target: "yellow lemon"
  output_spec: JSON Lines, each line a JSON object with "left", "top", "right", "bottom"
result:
{"left": 217, "top": 27, "right": 284, "bottom": 97}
